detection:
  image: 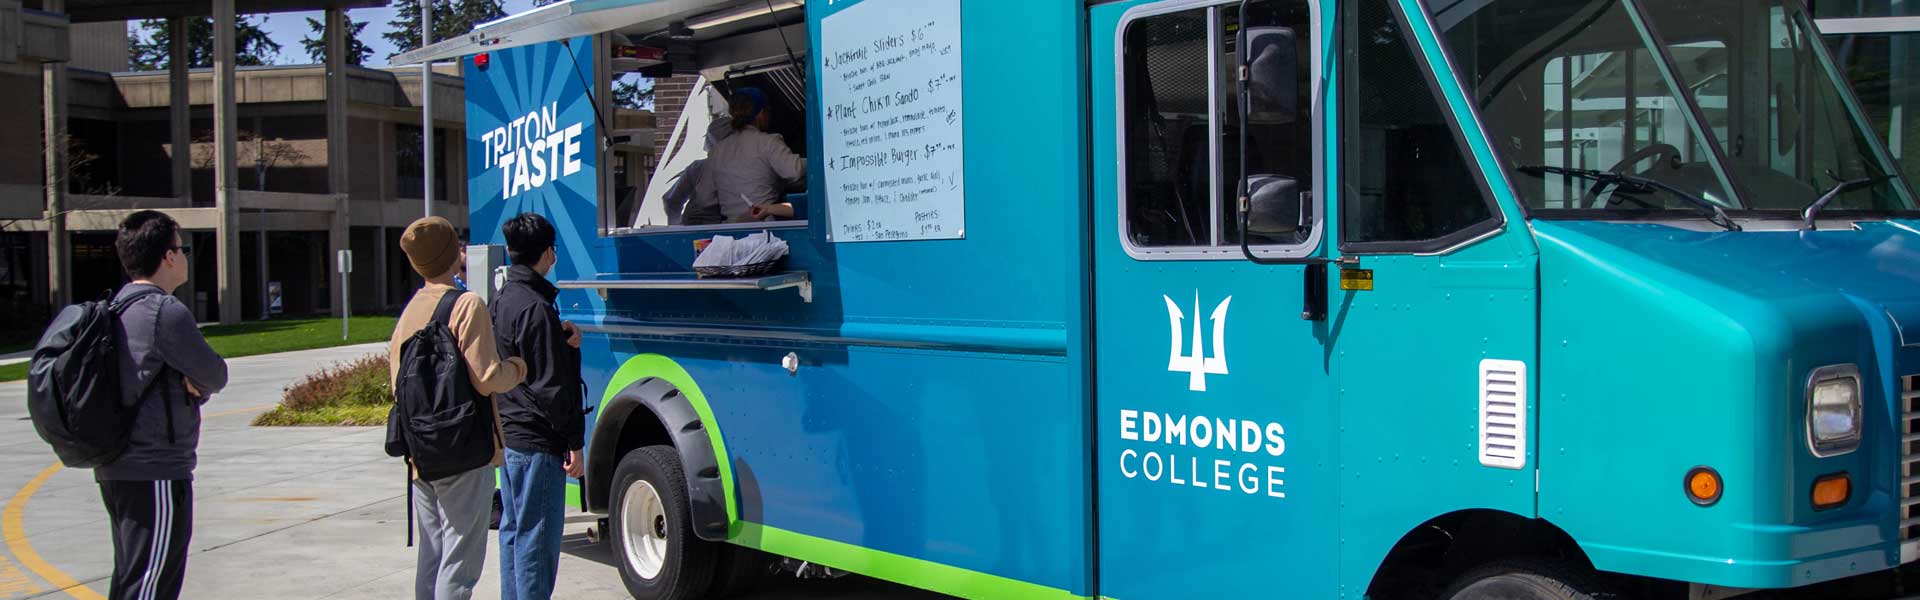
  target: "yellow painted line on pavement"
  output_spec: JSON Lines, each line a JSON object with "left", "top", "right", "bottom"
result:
{"left": 0, "top": 553, "right": 43, "bottom": 598}
{"left": 0, "top": 403, "right": 281, "bottom": 599}
{"left": 2, "top": 464, "right": 102, "bottom": 600}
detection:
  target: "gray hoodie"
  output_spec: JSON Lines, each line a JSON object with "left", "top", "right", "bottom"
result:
{"left": 95, "top": 283, "right": 229, "bottom": 481}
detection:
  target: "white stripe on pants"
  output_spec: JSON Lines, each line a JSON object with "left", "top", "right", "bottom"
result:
{"left": 139, "top": 480, "right": 171, "bottom": 600}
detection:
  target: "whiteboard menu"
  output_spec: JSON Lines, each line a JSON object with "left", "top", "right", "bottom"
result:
{"left": 819, "top": 0, "right": 966, "bottom": 242}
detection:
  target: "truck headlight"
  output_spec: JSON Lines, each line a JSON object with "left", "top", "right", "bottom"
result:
{"left": 1807, "top": 364, "right": 1863, "bottom": 457}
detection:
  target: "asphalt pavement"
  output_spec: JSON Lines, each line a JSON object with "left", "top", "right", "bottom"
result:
{"left": 0, "top": 342, "right": 939, "bottom": 599}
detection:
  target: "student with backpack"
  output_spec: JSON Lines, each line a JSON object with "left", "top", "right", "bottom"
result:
{"left": 490, "top": 213, "right": 585, "bottom": 600}
{"left": 27, "top": 210, "right": 229, "bottom": 600}
{"left": 385, "top": 216, "right": 527, "bottom": 600}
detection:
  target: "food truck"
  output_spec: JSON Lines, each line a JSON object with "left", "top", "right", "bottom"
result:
{"left": 396, "top": 0, "right": 1920, "bottom": 597}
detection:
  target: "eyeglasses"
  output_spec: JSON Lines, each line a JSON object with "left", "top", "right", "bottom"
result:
{"left": 169, "top": 246, "right": 192, "bottom": 257}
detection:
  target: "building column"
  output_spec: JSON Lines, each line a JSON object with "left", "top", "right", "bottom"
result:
{"left": 170, "top": 17, "right": 190, "bottom": 202}
{"left": 167, "top": 22, "right": 197, "bottom": 316}
{"left": 42, "top": 0, "right": 67, "bottom": 309}
{"left": 326, "top": 8, "right": 352, "bottom": 318}
{"left": 213, "top": 0, "right": 241, "bottom": 324}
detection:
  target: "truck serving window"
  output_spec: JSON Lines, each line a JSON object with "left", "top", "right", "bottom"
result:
{"left": 1338, "top": 0, "right": 1500, "bottom": 252}
{"left": 613, "top": 70, "right": 809, "bottom": 235}
{"left": 606, "top": 14, "right": 813, "bottom": 237}
{"left": 1119, "top": 0, "right": 1316, "bottom": 259}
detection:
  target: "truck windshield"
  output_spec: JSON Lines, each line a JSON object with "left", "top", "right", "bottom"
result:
{"left": 1431, "top": 0, "right": 1919, "bottom": 217}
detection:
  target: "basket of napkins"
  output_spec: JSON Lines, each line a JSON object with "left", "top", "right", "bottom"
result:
{"left": 693, "top": 231, "right": 790, "bottom": 278}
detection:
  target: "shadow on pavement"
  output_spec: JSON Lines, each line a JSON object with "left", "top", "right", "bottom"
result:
{"left": 560, "top": 532, "right": 953, "bottom": 599}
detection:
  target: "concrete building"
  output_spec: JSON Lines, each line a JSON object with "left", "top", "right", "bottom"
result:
{"left": 54, "top": 61, "right": 472, "bottom": 319}
{"left": 0, "top": 3, "right": 659, "bottom": 333}
{"left": 0, "top": 0, "right": 411, "bottom": 329}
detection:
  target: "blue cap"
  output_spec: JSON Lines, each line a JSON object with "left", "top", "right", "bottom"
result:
{"left": 736, "top": 87, "right": 769, "bottom": 122}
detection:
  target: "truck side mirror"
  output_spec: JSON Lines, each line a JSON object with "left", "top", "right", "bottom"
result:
{"left": 1244, "top": 26, "right": 1299, "bottom": 125}
{"left": 1232, "top": 1, "right": 1331, "bottom": 325}
{"left": 1246, "top": 174, "right": 1305, "bottom": 242}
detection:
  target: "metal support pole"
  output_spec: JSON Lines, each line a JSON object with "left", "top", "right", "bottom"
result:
{"left": 327, "top": 8, "right": 352, "bottom": 319}
{"left": 421, "top": 0, "right": 434, "bottom": 219}
{"left": 43, "top": 0, "right": 67, "bottom": 308}
{"left": 341, "top": 258, "right": 350, "bottom": 340}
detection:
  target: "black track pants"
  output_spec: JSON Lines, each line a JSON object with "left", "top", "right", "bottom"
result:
{"left": 98, "top": 480, "right": 192, "bottom": 600}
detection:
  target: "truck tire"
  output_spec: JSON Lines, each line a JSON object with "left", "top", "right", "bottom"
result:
{"left": 1442, "top": 561, "right": 1619, "bottom": 600}
{"left": 708, "top": 545, "right": 772, "bottom": 598}
{"left": 609, "top": 446, "right": 716, "bottom": 600}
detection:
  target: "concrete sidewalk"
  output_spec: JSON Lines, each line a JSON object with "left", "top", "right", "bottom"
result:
{"left": 0, "top": 342, "right": 938, "bottom": 599}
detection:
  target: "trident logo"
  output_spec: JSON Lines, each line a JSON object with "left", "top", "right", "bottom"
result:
{"left": 1165, "top": 292, "right": 1231, "bottom": 392}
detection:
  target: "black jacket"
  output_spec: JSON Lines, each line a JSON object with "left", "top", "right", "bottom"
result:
{"left": 491, "top": 265, "right": 585, "bottom": 457}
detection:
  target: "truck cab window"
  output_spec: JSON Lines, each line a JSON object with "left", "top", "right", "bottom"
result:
{"left": 1435, "top": 0, "right": 1917, "bottom": 217}
{"left": 1120, "top": 1, "right": 1316, "bottom": 256}
{"left": 1339, "top": 0, "right": 1499, "bottom": 251}
{"left": 1123, "top": 8, "right": 1212, "bottom": 249}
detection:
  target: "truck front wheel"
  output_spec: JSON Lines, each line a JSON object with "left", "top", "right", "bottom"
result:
{"left": 1443, "top": 561, "right": 1618, "bottom": 600}
{"left": 610, "top": 446, "right": 717, "bottom": 600}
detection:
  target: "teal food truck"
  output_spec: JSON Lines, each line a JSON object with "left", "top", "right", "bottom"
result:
{"left": 396, "top": 0, "right": 1920, "bottom": 597}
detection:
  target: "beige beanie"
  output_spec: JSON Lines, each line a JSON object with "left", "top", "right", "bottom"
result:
{"left": 400, "top": 216, "right": 461, "bottom": 279}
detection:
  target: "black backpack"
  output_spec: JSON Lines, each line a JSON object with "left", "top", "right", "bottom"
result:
{"left": 27, "top": 288, "right": 163, "bottom": 469}
{"left": 384, "top": 290, "right": 497, "bottom": 482}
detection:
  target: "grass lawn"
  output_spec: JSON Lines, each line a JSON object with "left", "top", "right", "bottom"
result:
{"left": 0, "top": 315, "right": 396, "bottom": 383}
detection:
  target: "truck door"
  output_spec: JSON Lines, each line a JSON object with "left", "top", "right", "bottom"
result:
{"left": 1091, "top": 1, "right": 1341, "bottom": 596}
{"left": 1322, "top": 0, "right": 1540, "bottom": 594}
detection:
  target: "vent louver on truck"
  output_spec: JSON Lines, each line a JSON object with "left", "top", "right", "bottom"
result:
{"left": 1902, "top": 375, "right": 1920, "bottom": 564}
{"left": 1478, "top": 359, "right": 1528, "bottom": 470}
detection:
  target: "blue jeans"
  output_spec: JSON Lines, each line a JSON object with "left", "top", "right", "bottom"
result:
{"left": 499, "top": 448, "right": 567, "bottom": 600}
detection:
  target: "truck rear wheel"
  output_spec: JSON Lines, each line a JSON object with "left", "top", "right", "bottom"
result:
{"left": 609, "top": 446, "right": 716, "bottom": 600}
{"left": 1443, "top": 561, "right": 1617, "bottom": 600}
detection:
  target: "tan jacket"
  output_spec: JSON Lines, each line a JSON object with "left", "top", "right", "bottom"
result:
{"left": 389, "top": 283, "right": 527, "bottom": 477}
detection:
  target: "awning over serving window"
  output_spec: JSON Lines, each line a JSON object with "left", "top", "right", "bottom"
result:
{"left": 391, "top": 0, "right": 762, "bottom": 65}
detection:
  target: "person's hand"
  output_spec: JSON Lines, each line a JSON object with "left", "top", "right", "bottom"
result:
{"left": 561, "top": 321, "right": 582, "bottom": 349}
{"left": 565, "top": 450, "right": 585, "bottom": 478}
{"left": 749, "top": 202, "right": 795, "bottom": 220}
{"left": 183, "top": 378, "right": 203, "bottom": 398}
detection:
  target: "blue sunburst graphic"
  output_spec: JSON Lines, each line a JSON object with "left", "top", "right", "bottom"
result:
{"left": 464, "top": 36, "right": 603, "bottom": 312}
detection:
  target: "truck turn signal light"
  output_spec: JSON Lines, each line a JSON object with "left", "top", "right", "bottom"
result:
{"left": 1812, "top": 473, "right": 1851, "bottom": 510}
{"left": 1686, "top": 467, "right": 1722, "bottom": 506}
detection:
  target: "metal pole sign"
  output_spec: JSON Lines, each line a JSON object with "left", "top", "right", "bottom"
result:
{"left": 338, "top": 249, "right": 352, "bottom": 340}
{"left": 421, "top": 0, "right": 435, "bottom": 219}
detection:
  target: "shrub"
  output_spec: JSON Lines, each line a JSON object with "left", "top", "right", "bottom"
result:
{"left": 253, "top": 354, "right": 393, "bottom": 426}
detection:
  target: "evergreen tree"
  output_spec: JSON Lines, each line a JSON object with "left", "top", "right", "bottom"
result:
{"left": 129, "top": 15, "right": 283, "bottom": 70}
{"left": 300, "top": 14, "right": 373, "bottom": 66}
{"left": 612, "top": 77, "right": 655, "bottom": 110}
{"left": 384, "top": 0, "right": 507, "bottom": 57}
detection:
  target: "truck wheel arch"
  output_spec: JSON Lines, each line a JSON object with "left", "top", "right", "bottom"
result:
{"left": 1366, "top": 509, "right": 1595, "bottom": 599}
{"left": 587, "top": 355, "right": 735, "bottom": 542}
